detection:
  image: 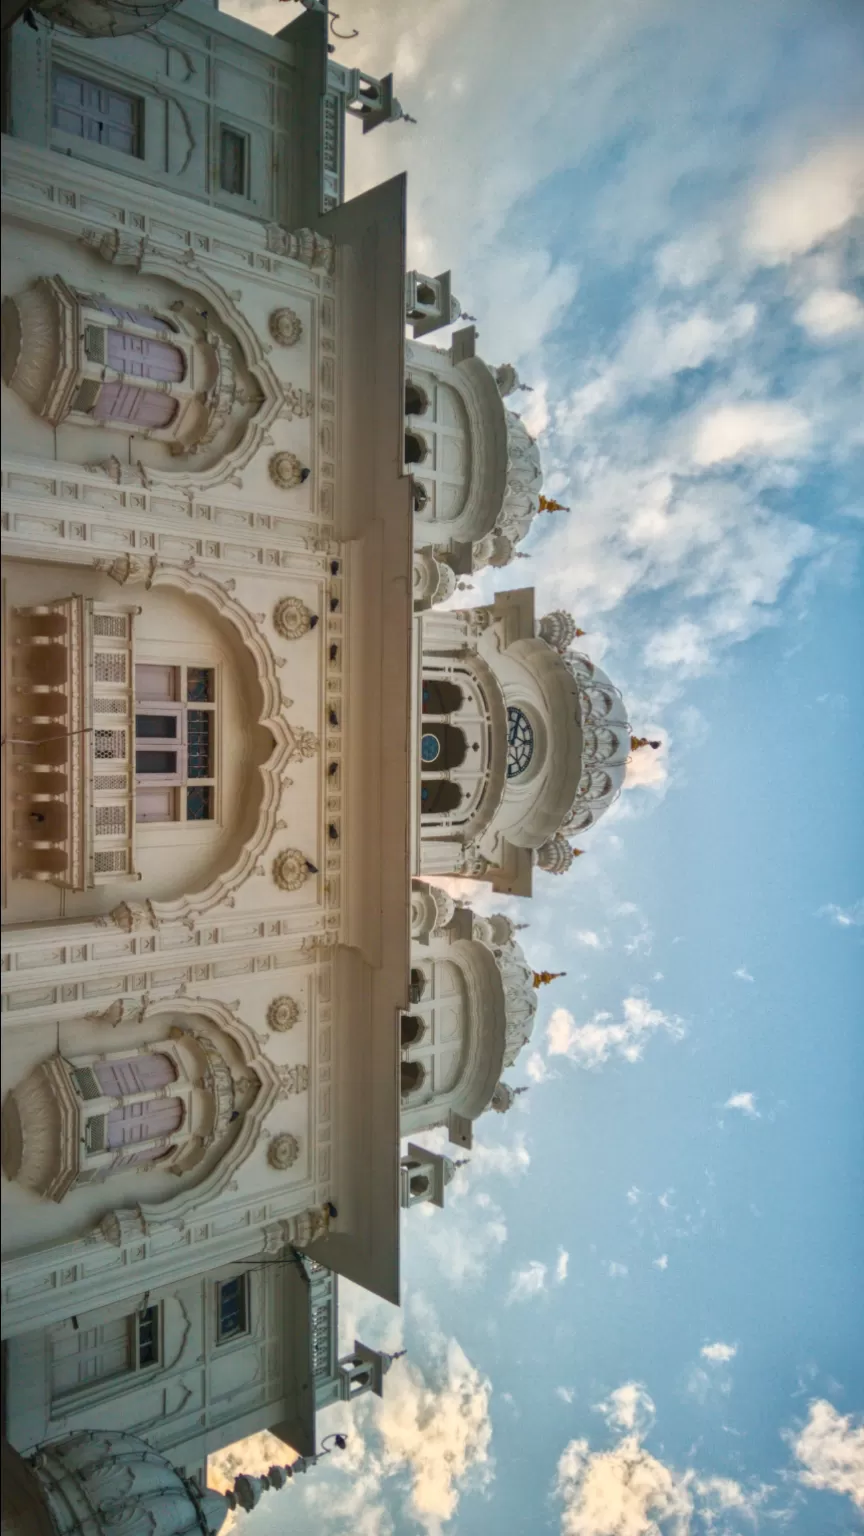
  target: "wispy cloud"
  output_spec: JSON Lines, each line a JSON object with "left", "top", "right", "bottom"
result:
{"left": 508, "top": 1247, "right": 570, "bottom": 1304}
{"left": 653, "top": 1255, "right": 669, "bottom": 1271}
{"left": 546, "top": 996, "right": 685, "bottom": 1070}
{"left": 606, "top": 1261, "right": 629, "bottom": 1279}
{"left": 701, "top": 1342, "right": 738, "bottom": 1364}
{"left": 723, "top": 1092, "right": 760, "bottom": 1118}
{"left": 733, "top": 966, "right": 754, "bottom": 982}
{"left": 818, "top": 898, "right": 864, "bottom": 929}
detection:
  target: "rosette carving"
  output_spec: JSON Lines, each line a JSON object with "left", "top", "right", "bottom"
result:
{"left": 273, "top": 596, "right": 313, "bottom": 640}
{"left": 268, "top": 1133, "right": 300, "bottom": 1170}
{"left": 269, "top": 307, "right": 303, "bottom": 347}
{"left": 272, "top": 848, "right": 313, "bottom": 891}
{"left": 267, "top": 996, "right": 300, "bottom": 1032}
{"left": 269, "top": 452, "right": 306, "bottom": 490}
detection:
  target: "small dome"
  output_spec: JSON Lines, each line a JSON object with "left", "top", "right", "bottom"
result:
{"left": 450, "top": 295, "right": 463, "bottom": 322}
{"left": 34, "top": 0, "right": 183, "bottom": 36}
{"left": 535, "top": 834, "right": 576, "bottom": 875}
{"left": 24, "top": 1430, "right": 230, "bottom": 1535}
{"left": 538, "top": 611, "right": 580, "bottom": 653}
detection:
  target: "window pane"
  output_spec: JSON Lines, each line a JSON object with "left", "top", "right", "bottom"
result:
{"left": 106, "top": 330, "right": 185, "bottom": 383}
{"left": 219, "top": 127, "right": 248, "bottom": 195}
{"left": 218, "top": 1276, "right": 248, "bottom": 1340}
{"left": 135, "top": 714, "right": 179, "bottom": 739}
{"left": 186, "top": 785, "right": 213, "bottom": 821}
{"left": 137, "top": 1307, "right": 159, "bottom": 1367}
{"left": 136, "top": 749, "right": 178, "bottom": 774}
{"left": 136, "top": 787, "right": 176, "bottom": 823}
{"left": 187, "top": 711, "right": 212, "bottom": 777}
{"left": 187, "top": 667, "right": 214, "bottom": 703}
{"left": 92, "top": 382, "right": 178, "bottom": 429}
{"left": 52, "top": 70, "right": 140, "bottom": 157}
{"left": 136, "top": 665, "right": 177, "bottom": 701}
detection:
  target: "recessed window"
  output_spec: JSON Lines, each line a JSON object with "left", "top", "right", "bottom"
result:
{"left": 52, "top": 70, "right": 141, "bottom": 157}
{"left": 219, "top": 127, "right": 249, "bottom": 196}
{"left": 506, "top": 706, "right": 534, "bottom": 780}
{"left": 401, "top": 1015, "right": 425, "bottom": 1048}
{"left": 136, "top": 1306, "right": 160, "bottom": 1367}
{"left": 134, "top": 664, "right": 216, "bottom": 823}
{"left": 409, "top": 968, "right": 427, "bottom": 1005}
{"left": 412, "top": 481, "right": 430, "bottom": 513}
{"left": 405, "top": 430, "right": 428, "bottom": 466}
{"left": 217, "top": 1274, "right": 249, "bottom": 1342}
{"left": 401, "top": 1060, "right": 425, "bottom": 1097}
{"left": 405, "top": 382, "right": 429, "bottom": 417}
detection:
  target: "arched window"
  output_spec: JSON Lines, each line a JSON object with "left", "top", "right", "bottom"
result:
{"left": 85, "top": 1053, "right": 177, "bottom": 1097}
{"left": 409, "top": 1173, "right": 430, "bottom": 1198}
{"left": 412, "top": 481, "right": 430, "bottom": 513}
{"left": 421, "top": 779, "right": 463, "bottom": 815}
{"left": 401, "top": 1015, "right": 425, "bottom": 1048}
{"left": 405, "top": 381, "right": 429, "bottom": 417}
{"left": 416, "top": 282, "right": 436, "bottom": 307}
{"left": 506, "top": 707, "right": 534, "bottom": 780}
{"left": 405, "top": 430, "right": 428, "bottom": 466}
{"left": 421, "top": 724, "right": 467, "bottom": 771}
{"left": 401, "top": 1060, "right": 425, "bottom": 1097}
{"left": 409, "top": 969, "right": 427, "bottom": 1005}
{"left": 101, "top": 329, "right": 186, "bottom": 382}
{"left": 93, "top": 383, "right": 179, "bottom": 429}
{"left": 422, "top": 679, "right": 463, "bottom": 716}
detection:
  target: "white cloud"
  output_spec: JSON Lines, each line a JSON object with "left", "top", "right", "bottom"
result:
{"left": 546, "top": 996, "right": 685, "bottom": 1070}
{"left": 606, "top": 1262, "right": 629, "bottom": 1279}
{"left": 819, "top": 898, "right": 864, "bottom": 929}
{"left": 626, "top": 1187, "right": 641, "bottom": 1206}
{"left": 733, "top": 966, "right": 754, "bottom": 982}
{"left": 374, "top": 1340, "right": 494, "bottom": 1530}
{"left": 597, "top": 1383, "right": 656, "bottom": 1435}
{"left": 525, "top": 1050, "right": 554, "bottom": 1084}
{"left": 691, "top": 401, "right": 811, "bottom": 467}
{"left": 507, "top": 1260, "right": 549, "bottom": 1304}
{"left": 555, "top": 1434, "right": 694, "bottom": 1536}
{"left": 653, "top": 1255, "right": 669, "bottom": 1271}
{"left": 468, "top": 1134, "right": 532, "bottom": 1180}
{"left": 557, "top": 1386, "right": 577, "bottom": 1405}
{"left": 723, "top": 1092, "right": 759, "bottom": 1118}
{"left": 790, "top": 1399, "right": 864, "bottom": 1513}
{"left": 575, "top": 929, "right": 606, "bottom": 949}
{"left": 554, "top": 1384, "right": 768, "bottom": 1536}
{"left": 796, "top": 287, "right": 864, "bottom": 340}
{"left": 701, "top": 1342, "right": 738, "bottom": 1364}
{"left": 745, "top": 137, "right": 864, "bottom": 264}
{"left": 508, "top": 1247, "right": 569, "bottom": 1304}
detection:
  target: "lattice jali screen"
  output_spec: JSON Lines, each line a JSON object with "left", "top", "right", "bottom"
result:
{"left": 94, "top": 729, "right": 127, "bottom": 760}
{"left": 94, "top": 651, "right": 128, "bottom": 685}
{"left": 93, "top": 613, "right": 129, "bottom": 639}
{"left": 93, "top": 848, "right": 129, "bottom": 874}
{"left": 95, "top": 804, "right": 127, "bottom": 837}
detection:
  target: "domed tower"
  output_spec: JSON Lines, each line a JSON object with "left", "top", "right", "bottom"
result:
{"left": 413, "top": 587, "right": 633, "bottom": 893}
{"left": 401, "top": 884, "right": 539, "bottom": 1137}
{"left": 404, "top": 312, "right": 558, "bottom": 588}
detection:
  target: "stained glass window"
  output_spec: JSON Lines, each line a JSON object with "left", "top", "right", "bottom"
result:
{"left": 421, "top": 732, "right": 441, "bottom": 764}
{"left": 506, "top": 707, "right": 534, "bottom": 779}
{"left": 187, "top": 711, "right": 212, "bottom": 778}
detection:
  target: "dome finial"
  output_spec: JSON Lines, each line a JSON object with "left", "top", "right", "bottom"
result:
{"left": 531, "top": 970, "right": 567, "bottom": 989}
{"left": 630, "top": 736, "right": 662, "bottom": 752}
{"left": 538, "top": 495, "right": 570, "bottom": 513}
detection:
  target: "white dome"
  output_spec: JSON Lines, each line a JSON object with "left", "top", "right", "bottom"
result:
{"left": 559, "top": 653, "right": 632, "bottom": 835}
{"left": 23, "top": 1430, "right": 230, "bottom": 1535}
{"left": 472, "top": 409, "right": 544, "bottom": 571}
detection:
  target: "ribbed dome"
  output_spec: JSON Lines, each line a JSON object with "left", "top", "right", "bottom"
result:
{"left": 559, "top": 653, "right": 632, "bottom": 836}
{"left": 22, "top": 1430, "right": 230, "bottom": 1535}
{"left": 33, "top": 0, "right": 184, "bottom": 36}
{"left": 535, "top": 833, "right": 576, "bottom": 875}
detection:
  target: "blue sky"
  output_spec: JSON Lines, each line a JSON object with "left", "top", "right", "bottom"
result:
{"left": 219, "top": 0, "right": 863, "bottom": 1529}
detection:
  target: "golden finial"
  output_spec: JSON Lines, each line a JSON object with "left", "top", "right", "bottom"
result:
{"left": 532, "top": 970, "right": 567, "bottom": 988}
{"left": 630, "top": 736, "right": 662, "bottom": 752}
{"left": 538, "top": 496, "right": 570, "bottom": 514}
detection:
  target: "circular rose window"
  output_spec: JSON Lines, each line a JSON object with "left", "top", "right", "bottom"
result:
{"left": 506, "top": 707, "right": 534, "bottom": 779}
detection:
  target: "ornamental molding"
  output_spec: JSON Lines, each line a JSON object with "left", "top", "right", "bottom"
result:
{"left": 269, "top": 307, "right": 303, "bottom": 346}
{"left": 272, "top": 848, "right": 313, "bottom": 892}
{"left": 276, "top": 1064, "right": 309, "bottom": 1098}
{"left": 267, "top": 996, "right": 301, "bottom": 1032}
{"left": 264, "top": 225, "right": 335, "bottom": 275}
{"left": 269, "top": 452, "right": 307, "bottom": 490}
{"left": 273, "top": 594, "right": 313, "bottom": 639}
{"left": 268, "top": 1132, "right": 300, "bottom": 1170}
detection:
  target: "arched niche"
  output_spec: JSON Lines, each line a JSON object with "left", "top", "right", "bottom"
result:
{"left": 1, "top": 999, "right": 285, "bottom": 1235}
{"left": 3, "top": 556, "right": 307, "bottom": 927}
{"left": 2, "top": 272, "right": 267, "bottom": 483}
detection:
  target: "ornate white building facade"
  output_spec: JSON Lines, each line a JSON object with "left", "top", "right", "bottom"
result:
{"left": 0, "top": 0, "right": 637, "bottom": 1524}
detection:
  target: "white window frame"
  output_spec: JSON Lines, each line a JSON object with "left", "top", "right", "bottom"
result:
{"left": 134, "top": 663, "right": 218, "bottom": 825}
{"left": 49, "top": 1304, "right": 163, "bottom": 1407}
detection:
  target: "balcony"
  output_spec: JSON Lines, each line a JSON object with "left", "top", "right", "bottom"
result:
{"left": 7, "top": 597, "right": 141, "bottom": 890}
